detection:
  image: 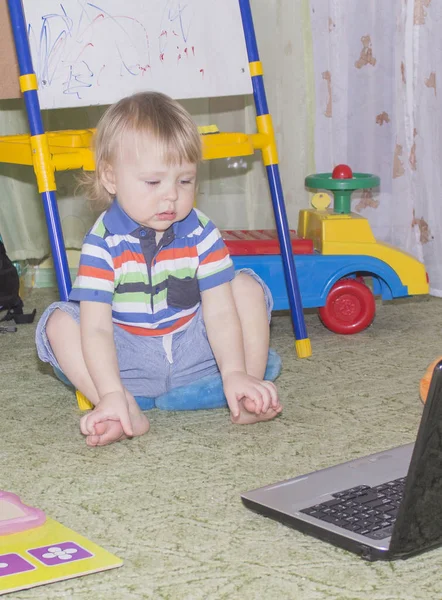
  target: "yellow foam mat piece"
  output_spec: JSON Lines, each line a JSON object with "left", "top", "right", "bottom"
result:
{"left": 0, "top": 518, "right": 122, "bottom": 595}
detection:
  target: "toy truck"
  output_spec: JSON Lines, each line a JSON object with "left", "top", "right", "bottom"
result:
{"left": 224, "top": 167, "right": 429, "bottom": 334}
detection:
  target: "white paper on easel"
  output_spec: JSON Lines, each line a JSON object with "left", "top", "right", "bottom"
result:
{"left": 22, "top": 0, "right": 252, "bottom": 109}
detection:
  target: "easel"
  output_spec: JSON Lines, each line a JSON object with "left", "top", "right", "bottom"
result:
{"left": 2, "top": 0, "right": 311, "bottom": 358}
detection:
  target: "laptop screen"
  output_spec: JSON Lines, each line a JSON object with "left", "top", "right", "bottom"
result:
{"left": 389, "top": 361, "right": 442, "bottom": 557}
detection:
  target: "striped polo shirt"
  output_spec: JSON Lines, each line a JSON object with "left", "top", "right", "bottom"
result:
{"left": 69, "top": 200, "right": 234, "bottom": 336}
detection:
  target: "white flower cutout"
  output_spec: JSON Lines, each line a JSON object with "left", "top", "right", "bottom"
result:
{"left": 42, "top": 546, "right": 78, "bottom": 561}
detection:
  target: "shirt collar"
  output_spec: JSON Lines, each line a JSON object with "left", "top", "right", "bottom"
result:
{"left": 102, "top": 199, "right": 139, "bottom": 234}
{"left": 103, "top": 199, "right": 199, "bottom": 238}
{"left": 173, "top": 209, "right": 199, "bottom": 238}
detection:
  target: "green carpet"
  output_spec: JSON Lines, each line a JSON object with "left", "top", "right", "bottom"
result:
{"left": 2, "top": 288, "right": 442, "bottom": 599}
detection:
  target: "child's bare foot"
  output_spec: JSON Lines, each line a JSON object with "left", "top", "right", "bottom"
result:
{"left": 230, "top": 397, "right": 283, "bottom": 425}
{"left": 84, "top": 391, "right": 150, "bottom": 447}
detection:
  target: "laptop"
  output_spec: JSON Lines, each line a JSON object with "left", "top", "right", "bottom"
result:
{"left": 241, "top": 360, "right": 442, "bottom": 561}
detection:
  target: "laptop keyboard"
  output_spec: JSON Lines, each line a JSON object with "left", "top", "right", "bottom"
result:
{"left": 300, "top": 477, "right": 406, "bottom": 539}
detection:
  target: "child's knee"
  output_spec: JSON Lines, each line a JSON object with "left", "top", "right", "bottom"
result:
{"left": 46, "top": 308, "right": 70, "bottom": 342}
{"left": 232, "top": 272, "right": 264, "bottom": 298}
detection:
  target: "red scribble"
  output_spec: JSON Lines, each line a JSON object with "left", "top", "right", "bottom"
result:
{"left": 77, "top": 13, "right": 105, "bottom": 39}
{"left": 78, "top": 14, "right": 149, "bottom": 57}
{"left": 184, "top": 48, "right": 188, "bottom": 57}
{"left": 172, "top": 30, "right": 179, "bottom": 36}
{"left": 192, "top": 46, "right": 195, "bottom": 56}
{"left": 160, "top": 53, "right": 165, "bottom": 62}
{"left": 97, "top": 64, "right": 106, "bottom": 86}
{"left": 199, "top": 69, "right": 204, "bottom": 78}
{"left": 159, "top": 30, "right": 167, "bottom": 37}
{"left": 73, "top": 42, "right": 94, "bottom": 63}
{"left": 177, "top": 54, "right": 182, "bottom": 63}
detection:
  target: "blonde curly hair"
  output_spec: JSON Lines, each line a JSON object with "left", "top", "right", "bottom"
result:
{"left": 82, "top": 91, "right": 202, "bottom": 211}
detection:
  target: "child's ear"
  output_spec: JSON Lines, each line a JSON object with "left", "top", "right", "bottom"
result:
{"left": 100, "top": 163, "right": 117, "bottom": 195}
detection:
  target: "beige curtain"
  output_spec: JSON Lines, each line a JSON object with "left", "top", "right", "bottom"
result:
{"left": 311, "top": 0, "right": 442, "bottom": 295}
{"left": 0, "top": 0, "right": 313, "bottom": 265}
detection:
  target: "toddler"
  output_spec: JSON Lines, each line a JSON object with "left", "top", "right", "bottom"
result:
{"left": 36, "top": 92, "right": 282, "bottom": 446}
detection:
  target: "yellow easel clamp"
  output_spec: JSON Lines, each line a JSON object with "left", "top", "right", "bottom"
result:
{"left": 19, "top": 73, "right": 38, "bottom": 92}
{"left": 201, "top": 132, "right": 255, "bottom": 160}
{"left": 295, "top": 338, "right": 312, "bottom": 358}
{"left": 30, "top": 134, "right": 56, "bottom": 192}
{"left": 249, "top": 61, "right": 263, "bottom": 77}
{"left": 198, "top": 124, "right": 220, "bottom": 135}
{"left": 256, "top": 114, "right": 279, "bottom": 166}
{"left": 76, "top": 390, "right": 94, "bottom": 411}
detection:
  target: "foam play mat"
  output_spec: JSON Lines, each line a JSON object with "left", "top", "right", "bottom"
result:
{"left": 0, "top": 491, "right": 122, "bottom": 595}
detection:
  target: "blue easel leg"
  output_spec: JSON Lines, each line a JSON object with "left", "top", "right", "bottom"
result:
{"left": 41, "top": 191, "right": 72, "bottom": 301}
{"left": 238, "top": 0, "right": 311, "bottom": 356}
{"left": 8, "top": 0, "right": 72, "bottom": 300}
{"left": 266, "top": 165, "right": 308, "bottom": 341}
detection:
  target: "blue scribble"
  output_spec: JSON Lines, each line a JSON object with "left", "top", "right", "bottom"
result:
{"left": 168, "top": 2, "right": 190, "bottom": 42}
{"left": 63, "top": 61, "right": 94, "bottom": 98}
{"left": 159, "top": 1, "right": 193, "bottom": 54}
{"left": 27, "top": 0, "right": 194, "bottom": 101}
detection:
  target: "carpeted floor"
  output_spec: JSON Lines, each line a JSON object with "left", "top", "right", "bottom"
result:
{"left": 2, "top": 287, "right": 442, "bottom": 599}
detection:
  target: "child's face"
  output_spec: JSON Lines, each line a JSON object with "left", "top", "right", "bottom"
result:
{"left": 101, "top": 132, "right": 197, "bottom": 231}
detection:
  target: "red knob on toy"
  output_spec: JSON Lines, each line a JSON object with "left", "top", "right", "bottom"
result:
{"left": 332, "top": 164, "right": 353, "bottom": 179}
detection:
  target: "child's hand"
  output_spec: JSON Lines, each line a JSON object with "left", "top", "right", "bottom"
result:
{"left": 80, "top": 391, "right": 134, "bottom": 438}
{"left": 222, "top": 371, "right": 279, "bottom": 418}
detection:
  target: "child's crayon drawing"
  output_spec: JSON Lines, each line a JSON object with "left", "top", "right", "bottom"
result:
{"left": 22, "top": 0, "right": 251, "bottom": 108}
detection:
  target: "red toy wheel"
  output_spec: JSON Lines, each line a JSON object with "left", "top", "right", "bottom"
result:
{"left": 319, "top": 278, "right": 375, "bottom": 334}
